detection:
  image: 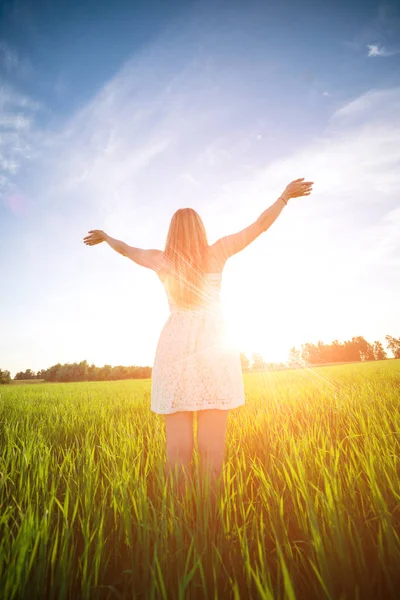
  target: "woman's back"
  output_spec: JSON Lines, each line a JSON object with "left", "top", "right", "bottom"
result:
{"left": 163, "top": 270, "right": 223, "bottom": 313}
{"left": 157, "top": 244, "right": 225, "bottom": 312}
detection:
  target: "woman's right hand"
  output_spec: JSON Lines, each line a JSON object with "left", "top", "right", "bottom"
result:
{"left": 281, "top": 178, "right": 314, "bottom": 202}
{"left": 83, "top": 230, "right": 108, "bottom": 246}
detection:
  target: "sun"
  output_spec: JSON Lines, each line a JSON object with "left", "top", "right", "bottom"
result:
{"left": 221, "top": 292, "right": 290, "bottom": 364}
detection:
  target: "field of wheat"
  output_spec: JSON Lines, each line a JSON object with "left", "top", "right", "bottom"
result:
{"left": 0, "top": 360, "right": 399, "bottom": 599}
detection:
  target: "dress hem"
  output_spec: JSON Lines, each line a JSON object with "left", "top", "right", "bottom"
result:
{"left": 150, "top": 400, "right": 245, "bottom": 415}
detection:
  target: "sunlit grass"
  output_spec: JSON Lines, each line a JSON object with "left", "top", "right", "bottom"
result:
{"left": 0, "top": 360, "right": 399, "bottom": 599}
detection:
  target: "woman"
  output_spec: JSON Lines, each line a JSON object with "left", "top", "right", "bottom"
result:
{"left": 83, "top": 177, "right": 313, "bottom": 502}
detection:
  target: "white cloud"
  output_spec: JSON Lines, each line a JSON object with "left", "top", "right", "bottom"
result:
{"left": 367, "top": 43, "right": 399, "bottom": 57}
{"left": 0, "top": 84, "right": 41, "bottom": 203}
{"left": 0, "top": 84, "right": 41, "bottom": 111}
{"left": 328, "top": 86, "right": 400, "bottom": 122}
{"left": 0, "top": 156, "right": 18, "bottom": 174}
{"left": 0, "top": 114, "right": 31, "bottom": 129}
{"left": 29, "top": 44, "right": 248, "bottom": 234}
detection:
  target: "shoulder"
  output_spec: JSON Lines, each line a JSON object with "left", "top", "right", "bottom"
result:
{"left": 151, "top": 250, "right": 165, "bottom": 269}
{"left": 150, "top": 249, "right": 164, "bottom": 262}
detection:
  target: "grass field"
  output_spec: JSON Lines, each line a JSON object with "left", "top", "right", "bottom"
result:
{"left": 0, "top": 360, "right": 399, "bottom": 599}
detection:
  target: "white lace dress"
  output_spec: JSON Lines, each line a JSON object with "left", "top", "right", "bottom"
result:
{"left": 151, "top": 272, "right": 245, "bottom": 414}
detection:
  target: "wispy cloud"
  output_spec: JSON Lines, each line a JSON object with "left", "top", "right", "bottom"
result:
{"left": 0, "top": 40, "right": 32, "bottom": 78}
{"left": 27, "top": 43, "right": 250, "bottom": 235}
{"left": 212, "top": 86, "right": 400, "bottom": 296}
{"left": 0, "top": 41, "right": 19, "bottom": 71}
{"left": 0, "top": 83, "right": 41, "bottom": 206}
{"left": 328, "top": 87, "right": 400, "bottom": 121}
{"left": 367, "top": 43, "right": 399, "bottom": 57}
{"left": 0, "top": 114, "right": 31, "bottom": 129}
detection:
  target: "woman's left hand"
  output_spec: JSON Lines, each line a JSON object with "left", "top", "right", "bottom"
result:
{"left": 83, "top": 230, "right": 108, "bottom": 246}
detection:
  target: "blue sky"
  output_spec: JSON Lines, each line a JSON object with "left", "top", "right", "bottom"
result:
{"left": 1, "top": 0, "right": 400, "bottom": 375}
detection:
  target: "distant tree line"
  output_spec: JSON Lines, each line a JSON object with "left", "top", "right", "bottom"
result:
{"left": 287, "top": 335, "right": 400, "bottom": 367}
{"left": 12, "top": 361, "right": 151, "bottom": 383}
{"left": 241, "top": 334, "right": 400, "bottom": 372}
{"left": 2, "top": 334, "right": 399, "bottom": 384}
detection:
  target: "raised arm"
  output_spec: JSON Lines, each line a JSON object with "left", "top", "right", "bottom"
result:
{"left": 211, "top": 178, "right": 313, "bottom": 264}
{"left": 83, "top": 230, "right": 162, "bottom": 270}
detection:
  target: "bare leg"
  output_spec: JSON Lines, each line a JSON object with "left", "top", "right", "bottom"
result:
{"left": 197, "top": 409, "right": 229, "bottom": 512}
{"left": 164, "top": 411, "right": 194, "bottom": 501}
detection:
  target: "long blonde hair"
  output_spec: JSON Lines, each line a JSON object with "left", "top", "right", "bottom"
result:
{"left": 163, "top": 208, "right": 209, "bottom": 308}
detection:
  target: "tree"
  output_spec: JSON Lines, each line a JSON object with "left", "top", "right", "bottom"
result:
{"left": 373, "top": 341, "right": 387, "bottom": 361}
{"left": 14, "top": 369, "right": 36, "bottom": 380}
{"left": 251, "top": 353, "right": 265, "bottom": 371}
{"left": 352, "top": 336, "right": 375, "bottom": 361}
{"left": 87, "top": 363, "right": 97, "bottom": 381}
{"left": 240, "top": 352, "right": 250, "bottom": 372}
{"left": 385, "top": 335, "right": 400, "bottom": 359}
{"left": 98, "top": 365, "right": 113, "bottom": 381}
{"left": 0, "top": 369, "right": 11, "bottom": 385}
{"left": 343, "top": 339, "right": 361, "bottom": 362}
{"left": 288, "top": 346, "right": 301, "bottom": 367}
{"left": 300, "top": 342, "right": 322, "bottom": 365}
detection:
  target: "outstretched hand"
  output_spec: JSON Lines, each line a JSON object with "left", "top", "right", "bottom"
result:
{"left": 83, "top": 230, "right": 108, "bottom": 246}
{"left": 282, "top": 178, "right": 314, "bottom": 201}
